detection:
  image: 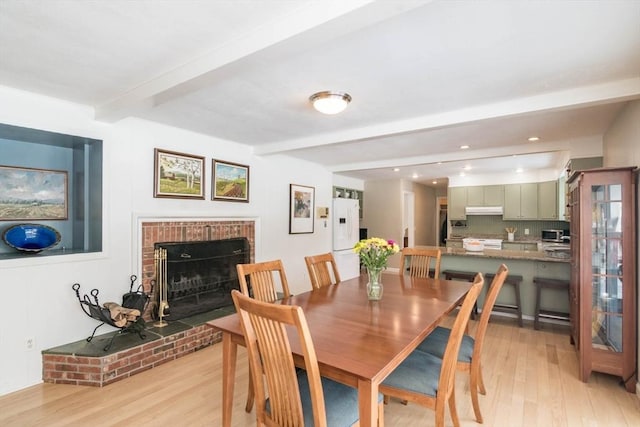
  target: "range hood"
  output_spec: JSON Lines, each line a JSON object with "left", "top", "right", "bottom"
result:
{"left": 465, "top": 206, "right": 504, "bottom": 216}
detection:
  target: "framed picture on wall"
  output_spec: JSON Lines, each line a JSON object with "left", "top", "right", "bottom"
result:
{"left": 289, "top": 183, "right": 315, "bottom": 234}
{"left": 0, "top": 165, "right": 68, "bottom": 220}
{"left": 154, "top": 148, "right": 205, "bottom": 199}
{"left": 212, "top": 159, "right": 249, "bottom": 202}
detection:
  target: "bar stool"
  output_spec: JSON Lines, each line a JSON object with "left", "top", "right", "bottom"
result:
{"left": 442, "top": 269, "right": 479, "bottom": 318}
{"left": 533, "top": 277, "right": 570, "bottom": 330}
{"left": 485, "top": 272, "right": 523, "bottom": 327}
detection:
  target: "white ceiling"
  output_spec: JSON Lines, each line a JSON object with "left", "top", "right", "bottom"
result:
{"left": 1, "top": 0, "right": 639, "bottom": 188}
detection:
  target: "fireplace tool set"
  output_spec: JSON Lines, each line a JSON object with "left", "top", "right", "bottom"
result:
{"left": 72, "top": 275, "right": 152, "bottom": 351}
{"left": 154, "top": 247, "right": 170, "bottom": 327}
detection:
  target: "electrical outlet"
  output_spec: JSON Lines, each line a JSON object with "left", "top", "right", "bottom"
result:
{"left": 26, "top": 337, "right": 35, "bottom": 350}
{"left": 524, "top": 229, "right": 529, "bottom": 235}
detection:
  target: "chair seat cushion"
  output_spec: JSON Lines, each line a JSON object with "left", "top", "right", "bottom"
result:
{"left": 416, "top": 326, "right": 475, "bottom": 363}
{"left": 381, "top": 350, "right": 442, "bottom": 397}
{"left": 266, "top": 371, "right": 382, "bottom": 426}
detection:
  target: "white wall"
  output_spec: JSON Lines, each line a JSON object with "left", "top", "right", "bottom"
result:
{"left": 0, "top": 86, "right": 332, "bottom": 395}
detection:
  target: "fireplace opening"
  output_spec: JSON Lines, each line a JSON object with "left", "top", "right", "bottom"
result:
{"left": 153, "top": 237, "right": 249, "bottom": 320}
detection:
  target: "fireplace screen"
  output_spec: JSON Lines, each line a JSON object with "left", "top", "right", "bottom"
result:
{"left": 154, "top": 238, "right": 250, "bottom": 320}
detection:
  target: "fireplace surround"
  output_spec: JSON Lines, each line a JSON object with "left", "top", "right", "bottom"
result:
{"left": 140, "top": 219, "right": 255, "bottom": 320}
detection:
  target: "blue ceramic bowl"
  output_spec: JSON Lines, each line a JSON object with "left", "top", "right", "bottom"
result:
{"left": 2, "top": 223, "right": 61, "bottom": 253}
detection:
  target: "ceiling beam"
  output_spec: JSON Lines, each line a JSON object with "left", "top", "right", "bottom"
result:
{"left": 254, "top": 77, "right": 640, "bottom": 155}
{"left": 95, "top": 0, "right": 431, "bottom": 122}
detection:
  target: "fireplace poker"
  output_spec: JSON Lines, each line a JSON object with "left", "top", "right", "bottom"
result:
{"left": 154, "top": 248, "right": 170, "bottom": 327}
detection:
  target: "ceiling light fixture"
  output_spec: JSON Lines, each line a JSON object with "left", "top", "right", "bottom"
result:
{"left": 528, "top": 136, "right": 540, "bottom": 142}
{"left": 393, "top": 167, "right": 400, "bottom": 172}
{"left": 460, "top": 145, "right": 470, "bottom": 149}
{"left": 309, "top": 91, "right": 352, "bottom": 115}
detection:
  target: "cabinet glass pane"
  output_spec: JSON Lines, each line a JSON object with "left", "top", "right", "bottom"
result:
{"left": 590, "top": 183, "right": 624, "bottom": 353}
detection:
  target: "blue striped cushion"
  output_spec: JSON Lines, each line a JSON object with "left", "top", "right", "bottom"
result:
{"left": 381, "top": 350, "right": 442, "bottom": 397}
{"left": 266, "top": 371, "right": 383, "bottom": 426}
{"left": 415, "top": 326, "right": 475, "bottom": 363}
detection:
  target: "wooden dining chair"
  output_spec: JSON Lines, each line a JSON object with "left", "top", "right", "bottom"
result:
{"left": 231, "top": 290, "right": 384, "bottom": 427}
{"left": 304, "top": 252, "right": 341, "bottom": 289}
{"left": 236, "top": 259, "right": 291, "bottom": 413}
{"left": 237, "top": 259, "right": 291, "bottom": 303}
{"left": 415, "top": 263, "right": 508, "bottom": 423}
{"left": 399, "top": 247, "right": 442, "bottom": 279}
{"left": 380, "top": 273, "right": 484, "bottom": 427}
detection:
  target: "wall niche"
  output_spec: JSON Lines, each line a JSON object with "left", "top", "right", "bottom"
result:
{"left": 0, "top": 122, "right": 103, "bottom": 259}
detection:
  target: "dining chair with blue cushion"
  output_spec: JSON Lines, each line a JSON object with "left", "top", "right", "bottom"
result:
{"left": 380, "top": 273, "right": 484, "bottom": 427}
{"left": 236, "top": 259, "right": 292, "bottom": 413}
{"left": 231, "top": 290, "right": 384, "bottom": 427}
{"left": 399, "top": 247, "right": 441, "bottom": 279}
{"left": 415, "top": 263, "right": 508, "bottom": 423}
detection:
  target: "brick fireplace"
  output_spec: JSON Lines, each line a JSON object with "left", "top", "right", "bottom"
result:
{"left": 42, "top": 218, "right": 256, "bottom": 387}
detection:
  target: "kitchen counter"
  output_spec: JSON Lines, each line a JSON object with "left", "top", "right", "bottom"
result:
{"left": 414, "top": 245, "right": 571, "bottom": 323}
{"left": 440, "top": 246, "right": 570, "bottom": 263}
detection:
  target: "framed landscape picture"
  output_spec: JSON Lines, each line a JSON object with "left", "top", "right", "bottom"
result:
{"left": 212, "top": 159, "right": 249, "bottom": 202}
{"left": 0, "top": 165, "right": 68, "bottom": 221}
{"left": 289, "top": 184, "right": 315, "bottom": 234}
{"left": 154, "top": 149, "right": 205, "bottom": 199}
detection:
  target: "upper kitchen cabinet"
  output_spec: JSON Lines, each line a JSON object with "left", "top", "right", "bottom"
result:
{"left": 504, "top": 183, "right": 538, "bottom": 220}
{"left": 538, "top": 180, "right": 558, "bottom": 220}
{"left": 466, "top": 185, "right": 504, "bottom": 206}
{"left": 448, "top": 186, "right": 467, "bottom": 220}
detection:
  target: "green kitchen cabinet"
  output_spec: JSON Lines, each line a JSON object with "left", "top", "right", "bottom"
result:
{"left": 448, "top": 186, "right": 467, "bottom": 220}
{"left": 466, "top": 185, "right": 503, "bottom": 206}
{"left": 504, "top": 183, "right": 538, "bottom": 220}
{"left": 538, "top": 180, "right": 558, "bottom": 220}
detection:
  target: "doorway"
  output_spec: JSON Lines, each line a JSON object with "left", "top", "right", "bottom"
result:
{"left": 402, "top": 191, "right": 415, "bottom": 248}
{"left": 436, "top": 196, "right": 448, "bottom": 247}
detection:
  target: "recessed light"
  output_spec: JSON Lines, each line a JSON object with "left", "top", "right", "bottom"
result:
{"left": 393, "top": 167, "right": 400, "bottom": 172}
{"left": 528, "top": 136, "right": 540, "bottom": 142}
{"left": 463, "top": 165, "right": 472, "bottom": 170}
{"left": 437, "top": 162, "right": 442, "bottom": 165}
{"left": 412, "top": 173, "right": 419, "bottom": 179}
{"left": 516, "top": 168, "right": 524, "bottom": 173}
{"left": 432, "top": 180, "right": 437, "bottom": 185}
{"left": 460, "top": 145, "right": 470, "bottom": 150}
{"left": 460, "top": 172, "right": 466, "bottom": 177}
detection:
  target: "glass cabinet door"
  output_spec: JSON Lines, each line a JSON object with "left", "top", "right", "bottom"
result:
{"left": 590, "top": 183, "right": 623, "bottom": 352}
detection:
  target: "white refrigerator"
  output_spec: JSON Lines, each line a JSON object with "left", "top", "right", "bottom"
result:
{"left": 332, "top": 198, "right": 361, "bottom": 280}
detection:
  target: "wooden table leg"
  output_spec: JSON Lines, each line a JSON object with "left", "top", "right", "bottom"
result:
{"left": 221, "top": 332, "right": 238, "bottom": 427}
{"left": 358, "top": 378, "right": 377, "bottom": 427}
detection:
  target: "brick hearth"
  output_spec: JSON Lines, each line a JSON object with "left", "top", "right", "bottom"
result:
{"left": 42, "top": 308, "right": 231, "bottom": 387}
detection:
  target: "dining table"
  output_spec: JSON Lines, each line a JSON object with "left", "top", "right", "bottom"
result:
{"left": 207, "top": 271, "right": 474, "bottom": 427}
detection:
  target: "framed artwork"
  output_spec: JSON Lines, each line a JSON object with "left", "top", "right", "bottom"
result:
{"left": 154, "top": 148, "right": 205, "bottom": 199}
{"left": 0, "top": 165, "right": 68, "bottom": 221}
{"left": 212, "top": 159, "right": 250, "bottom": 202}
{"left": 289, "top": 184, "right": 315, "bottom": 234}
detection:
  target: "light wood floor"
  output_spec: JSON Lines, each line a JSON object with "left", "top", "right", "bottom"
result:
{"left": 2, "top": 316, "right": 639, "bottom": 426}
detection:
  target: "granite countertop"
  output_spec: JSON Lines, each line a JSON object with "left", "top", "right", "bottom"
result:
{"left": 447, "top": 235, "right": 541, "bottom": 244}
{"left": 419, "top": 245, "right": 570, "bottom": 263}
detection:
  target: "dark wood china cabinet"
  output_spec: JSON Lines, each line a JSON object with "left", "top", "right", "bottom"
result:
{"left": 567, "top": 167, "right": 637, "bottom": 392}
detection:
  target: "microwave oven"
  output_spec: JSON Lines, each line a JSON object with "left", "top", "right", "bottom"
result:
{"left": 542, "top": 229, "right": 566, "bottom": 242}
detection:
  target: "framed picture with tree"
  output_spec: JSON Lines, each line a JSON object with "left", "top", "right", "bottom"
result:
{"left": 154, "top": 149, "right": 205, "bottom": 199}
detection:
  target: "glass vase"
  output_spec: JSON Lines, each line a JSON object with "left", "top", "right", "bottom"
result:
{"left": 366, "top": 267, "right": 383, "bottom": 300}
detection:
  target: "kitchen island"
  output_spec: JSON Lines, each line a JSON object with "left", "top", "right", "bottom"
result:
{"left": 415, "top": 245, "right": 570, "bottom": 325}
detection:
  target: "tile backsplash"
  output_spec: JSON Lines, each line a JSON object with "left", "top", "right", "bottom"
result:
{"left": 451, "top": 215, "right": 568, "bottom": 240}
